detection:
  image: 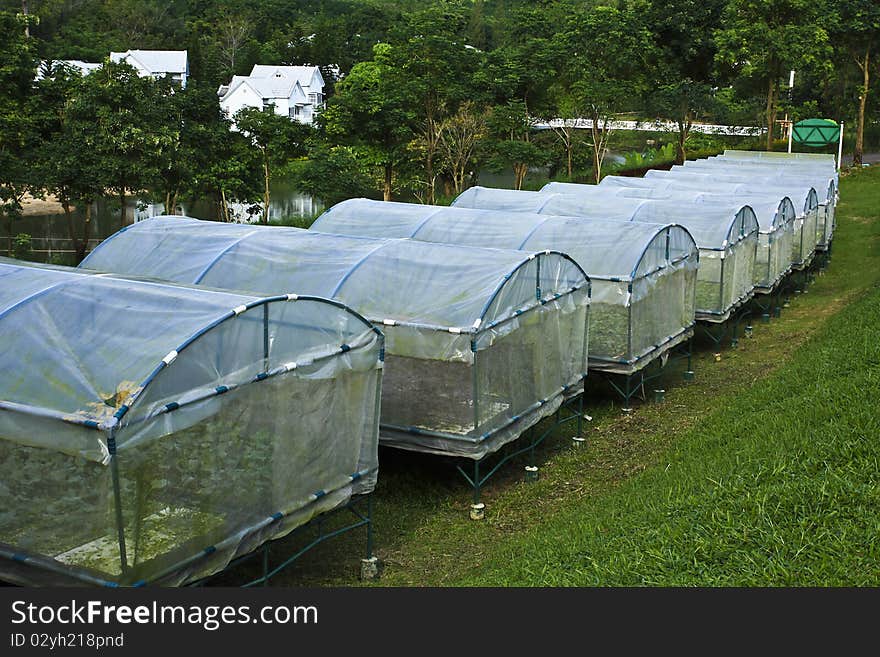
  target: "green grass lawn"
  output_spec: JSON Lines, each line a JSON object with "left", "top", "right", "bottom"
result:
{"left": 216, "top": 165, "right": 880, "bottom": 587}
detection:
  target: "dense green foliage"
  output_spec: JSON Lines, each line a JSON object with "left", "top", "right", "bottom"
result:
{"left": 0, "top": 0, "right": 876, "bottom": 221}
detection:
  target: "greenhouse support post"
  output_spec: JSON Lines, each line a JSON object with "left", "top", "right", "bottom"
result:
{"left": 263, "top": 304, "right": 270, "bottom": 372}
{"left": 471, "top": 337, "right": 480, "bottom": 442}
{"left": 627, "top": 282, "right": 633, "bottom": 361}
{"left": 837, "top": 122, "right": 844, "bottom": 171}
{"left": 108, "top": 428, "right": 129, "bottom": 576}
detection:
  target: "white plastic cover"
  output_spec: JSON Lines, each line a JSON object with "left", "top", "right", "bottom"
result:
{"left": 315, "top": 199, "right": 699, "bottom": 372}
{"left": 0, "top": 258, "right": 383, "bottom": 586}
{"left": 81, "top": 217, "right": 591, "bottom": 460}
{"left": 452, "top": 184, "right": 759, "bottom": 321}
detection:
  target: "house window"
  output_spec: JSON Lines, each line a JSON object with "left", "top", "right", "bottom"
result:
{"left": 289, "top": 105, "right": 302, "bottom": 119}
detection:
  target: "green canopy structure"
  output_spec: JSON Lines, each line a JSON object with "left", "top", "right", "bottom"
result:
{"left": 792, "top": 119, "right": 840, "bottom": 147}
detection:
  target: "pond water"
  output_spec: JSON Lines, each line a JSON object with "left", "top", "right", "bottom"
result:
{"left": 8, "top": 160, "right": 627, "bottom": 266}
{"left": 7, "top": 182, "right": 323, "bottom": 265}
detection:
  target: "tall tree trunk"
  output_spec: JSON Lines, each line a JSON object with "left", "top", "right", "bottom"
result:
{"left": 262, "top": 154, "right": 270, "bottom": 224}
{"left": 676, "top": 114, "right": 691, "bottom": 165}
{"left": 426, "top": 149, "right": 435, "bottom": 205}
{"left": 765, "top": 76, "right": 777, "bottom": 151}
{"left": 854, "top": 46, "right": 871, "bottom": 167}
{"left": 218, "top": 188, "right": 227, "bottom": 222}
{"left": 567, "top": 138, "right": 573, "bottom": 179}
{"left": 79, "top": 203, "right": 92, "bottom": 262}
{"left": 62, "top": 198, "right": 80, "bottom": 261}
{"left": 119, "top": 190, "right": 126, "bottom": 228}
{"left": 383, "top": 164, "right": 393, "bottom": 201}
{"left": 164, "top": 190, "right": 172, "bottom": 214}
{"left": 170, "top": 191, "right": 179, "bottom": 215}
{"left": 21, "top": 1, "right": 29, "bottom": 37}
{"left": 590, "top": 122, "right": 602, "bottom": 184}
{"left": 513, "top": 163, "right": 527, "bottom": 190}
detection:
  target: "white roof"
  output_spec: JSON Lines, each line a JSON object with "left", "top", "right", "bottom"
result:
{"left": 249, "top": 64, "right": 324, "bottom": 90}
{"left": 221, "top": 75, "right": 307, "bottom": 103}
{"left": 36, "top": 60, "right": 101, "bottom": 79}
{"left": 110, "top": 50, "right": 188, "bottom": 74}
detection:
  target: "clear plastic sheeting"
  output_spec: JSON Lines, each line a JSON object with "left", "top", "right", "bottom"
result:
{"left": 451, "top": 185, "right": 758, "bottom": 322}
{"left": 596, "top": 186, "right": 796, "bottom": 293}
{"left": 0, "top": 258, "right": 383, "bottom": 587}
{"left": 627, "top": 202, "right": 759, "bottom": 322}
{"left": 315, "top": 198, "right": 698, "bottom": 374}
{"left": 691, "top": 194, "right": 796, "bottom": 292}
{"left": 81, "top": 217, "right": 591, "bottom": 460}
{"left": 679, "top": 159, "right": 837, "bottom": 249}
{"left": 600, "top": 174, "right": 820, "bottom": 270}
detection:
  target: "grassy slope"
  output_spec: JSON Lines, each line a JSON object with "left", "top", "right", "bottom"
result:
{"left": 224, "top": 166, "right": 879, "bottom": 587}
{"left": 442, "top": 166, "right": 880, "bottom": 585}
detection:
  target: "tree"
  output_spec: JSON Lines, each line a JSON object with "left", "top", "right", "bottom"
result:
{"left": 191, "top": 126, "right": 261, "bottom": 223}
{"left": 0, "top": 10, "right": 37, "bottom": 254}
{"left": 644, "top": 0, "right": 725, "bottom": 163}
{"left": 479, "top": 5, "right": 561, "bottom": 114}
{"left": 831, "top": 1, "right": 880, "bottom": 166}
{"left": 31, "top": 61, "right": 100, "bottom": 261}
{"left": 543, "top": 85, "right": 591, "bottom": 179}
{"left": 216, "top": 11, "right": 253, "bottom": 76}
{"left": 294, "top": 142, "right": 377, "bottom": 206}
{"left": 382, "top": 7, "right": 481, "bottom": 203}
{"left": 716, "top": 0, "right": 832, "bottom": 150}
{"left": 558, "top": 5, "right": 651, "bottom": 182}
{"left": 438, "top": 102, "right": 487, "bottom": 194}
{"left": 486, "top": 100, "right": 545, "bottom": 190}
{"left": 75, "top": 61, "right": 174, "bottom": 228}
{"left": 151, "top": 82, "right": 236, "bottom": 215}
{"left": 234, "top": 106, "right": 310, "bottom": 223}
{"left": 321, "top": 45, "right": 416, "bottom": 201}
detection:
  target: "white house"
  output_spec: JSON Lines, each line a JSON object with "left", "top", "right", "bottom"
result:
{"left": 109, "top": 50, "right": 189, "bottom": 87}
{"left": 218, "top": 64, "right": 325, "bottom": 126}
{"left": 249, "top": 65, "right": 325, "bottom": 114}
{"left": 219, "top": 75, "right": 311, "bottom": 125}
{"left": 35, "top": 59, "right": 101, "bottom": 80}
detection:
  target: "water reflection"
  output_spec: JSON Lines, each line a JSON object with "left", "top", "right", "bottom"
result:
{"left": 7, "top": 184, "right": 323, "bottom": 265}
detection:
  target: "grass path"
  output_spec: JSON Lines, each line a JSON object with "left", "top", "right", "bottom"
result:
{"left": 226, "top": 166, "right": 880, "bottom": 586}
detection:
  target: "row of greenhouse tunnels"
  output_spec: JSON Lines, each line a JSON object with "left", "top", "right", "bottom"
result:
{"left": 0, "top": 150, "right": 839, "bottom": 586}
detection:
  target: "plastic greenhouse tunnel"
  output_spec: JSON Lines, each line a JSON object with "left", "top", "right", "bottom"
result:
{"left": 0, "top": 258, "right": 384, "bottom": 587}
{"left": 690, "top": 194, "right": 796, "bottom": 293}
{"left": 599, "top": 174, "right": 821, "bottom": 270}
{"left": 678, "top": 159, "right": 837, "bottom": 250}
{"left": 313, "top": 198, "right": 698, "bottom": 375}
{"left": 80, "top": 217, "right": 591, "bottom": 461}
{"left": 542, "top": 181, "right": 797, "bottom": 294}
{"left": 451, "top": 186, "right": 759, "bottom": 322}
{"left": 640, "top": 170, "right": 822, "bottom": 269}
{"left": 721, "top": 150, "right": 838, "bottom": 166}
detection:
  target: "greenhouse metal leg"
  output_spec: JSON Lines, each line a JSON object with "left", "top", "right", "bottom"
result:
{"left": 108, "top": 434, "right": 129, "bottom": 577}
{"left": 186, "top": 495, "right": 375, "bottom": 587}
{"left": 731, "top": 311, "right": 753, "bottom": 349}
{"left": 456, "top": 398, "right": 585, "bottom": 518}
{"left": 698, "top": 322, "right": 727, "bottom": 359}
{"left": 683, "top": 339, "right": 695, "bottom": 380}
{"left": 753, "top": 294, "right": 771, "bottom": 322}
{"left": 361, "top": 494, "right": 379, "bottom": 579}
